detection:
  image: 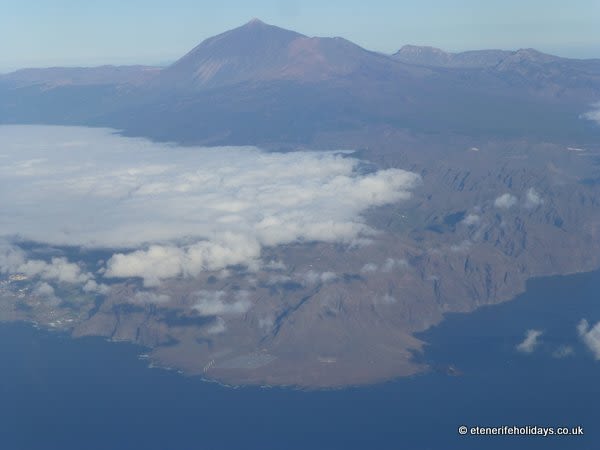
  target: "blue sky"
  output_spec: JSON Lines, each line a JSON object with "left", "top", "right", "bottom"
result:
{"left": 2, "top": 0, "right": 599, "bottom": 71}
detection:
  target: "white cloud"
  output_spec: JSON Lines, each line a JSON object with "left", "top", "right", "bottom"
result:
{"left": 582, "top": 104, "right": 600, "bottom": 125}
{"left": 32, "top": 282, "right": 60, "bottom": 306}
{"left": 360, "top": 258, "right": 407, "bottom": 274}
{"left": 266, "top": 274, "right": 293, "bottom": 285}
{"left": 0, "top": 242, "right": 25, "bottom": 271}
{"left": 360, "top": 263, "right": 378, "bottom": 273}
{"left": 205, "top": 317, "right": 227, "bottom": 335}
{"left": 577, "top": 319, "right": 600, "bottom": 359}
{"left": 0, "top": 242, "right": 92, "bottom": 285}
{"left": 301, "top": 270, "right": 337, "bottom": 285}
{"left": 258, "top": 315, "right": 275, "bottom": 331}
{"left": 0, "top": 125, "right": 420, "bottom": 286}
{"left": 516, "top": 329, "right": 543, "bottom": 353}
{"left": 494, "top": 193, "right": 518, "bottom": 209}
{"left": 82, "top": 280, "right": 111, "bottom": 295}
{"left": 22, "top": 257, "right": 91, "bottom": 284}
{"left": 450, "top": 240, "right": 472, "bottom": 253}
{"left": 264, "top": 260, "right": 286, "bottom": 271}
{"left": 381, "top": 258, "right": 407, "bottom": 272}
{"left": 462, "top": 214, "right": 481, "bottom": 226}
{"left": 552, "top": 345, "right": 574, "bottom": 359}
{"left": 130, "top": 291, "right": 171, "bottom": 305}
{"left": 33, "top": 282, "right": 55, "bottom": 297}
{"left": 105, "top": 234, "right": 261, "bottom": 286}
{"left": 524, "top": 188, "right": 543, "bottom": 209}
{"left": 192, "top": 290, "right": 252, "bottom": 316}
{"left": 376, "top": 293, "right": 397, "bottom": 305}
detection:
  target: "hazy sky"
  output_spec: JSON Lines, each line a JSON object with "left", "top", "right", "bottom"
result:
{"left": 2, "top": 0, "right": 599, "bottom": 71}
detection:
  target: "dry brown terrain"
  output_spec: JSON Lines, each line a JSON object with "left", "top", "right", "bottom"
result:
{"left": 2, "top": 128, "right": 599, "bottom": 388}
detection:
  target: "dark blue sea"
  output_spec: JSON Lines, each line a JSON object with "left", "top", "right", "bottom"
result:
{"left": 1, "top": 270, "right": 599, "bottom": 450}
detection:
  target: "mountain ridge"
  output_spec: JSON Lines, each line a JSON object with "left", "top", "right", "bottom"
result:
{"left": 6, "top": 19, "right": 599, "bottom": 87}
{"left": 393, "top": 44, "right": 600, "bottom": 69}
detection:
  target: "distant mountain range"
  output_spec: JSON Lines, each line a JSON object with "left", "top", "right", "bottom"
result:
{"left": 393, "top": 45, "right": 542, "bottom": 68}
{"left": 1, "top": 19, "right": 599, "bottom": 144}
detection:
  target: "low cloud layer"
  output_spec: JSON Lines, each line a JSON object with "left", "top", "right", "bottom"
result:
{"left": 0, "top": 125, "right": 420, "bottom": 286}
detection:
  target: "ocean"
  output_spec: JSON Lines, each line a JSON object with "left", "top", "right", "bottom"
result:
{"left": 1, "top": 269, "right": 599, "bottom": 449}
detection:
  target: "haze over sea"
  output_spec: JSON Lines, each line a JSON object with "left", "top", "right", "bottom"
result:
{"left": 2, "top": 268, "right": 599, "bottom": 450}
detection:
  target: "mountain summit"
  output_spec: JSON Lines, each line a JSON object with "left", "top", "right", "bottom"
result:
{"left": 160, "top": 19, "right": 403, "bottom": 88}
{"left": 163, "top": 19, "right": 302, "bottom": 87}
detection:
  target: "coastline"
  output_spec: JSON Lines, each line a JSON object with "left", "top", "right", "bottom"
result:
{"left": 3, "top": 264, "right": 600, "bottom": 389}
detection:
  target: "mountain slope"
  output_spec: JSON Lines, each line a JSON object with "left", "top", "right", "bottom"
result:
{"left": 159, "top": 19, "right": 419, "bottom": 89}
